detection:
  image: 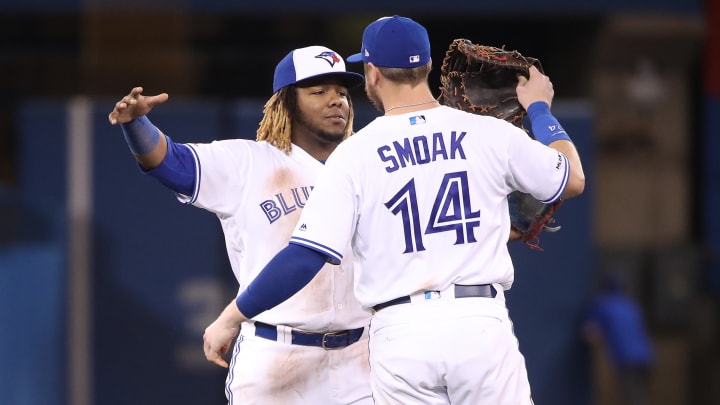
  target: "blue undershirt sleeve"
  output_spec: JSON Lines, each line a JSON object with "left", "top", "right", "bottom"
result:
{"left": 120, "top": 116, "right": 160, "bottom": 155}
{"left": 144, "top": 136, "right": 196, "bottom": 196}
{"left": 235, "top": 244, "right": 327, "bottom": 319}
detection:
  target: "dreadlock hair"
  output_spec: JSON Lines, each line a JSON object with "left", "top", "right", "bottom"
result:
{"left": 256, "top": 84, "right": 357, "bottom": 154}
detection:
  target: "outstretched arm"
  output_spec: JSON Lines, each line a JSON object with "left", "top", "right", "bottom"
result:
{"left": 516, "top": 67, "right": 585, "bottom": 198}
{"left": 108, "top": 87, "right": 196, "bottom": 196}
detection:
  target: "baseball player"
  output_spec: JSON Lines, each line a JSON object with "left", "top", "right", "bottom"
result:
{"left": 583, "top": 272, "right": 655, "bottom": 405}
{"left": 203, "top": 16, "right": 586, "bottom": 405}
{"left": 108, "top": 46, "right": 373, "bottom": 405}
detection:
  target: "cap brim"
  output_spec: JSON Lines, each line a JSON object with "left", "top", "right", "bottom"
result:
{"left": 346, "top": 53, "right": 364, "bottom": 63}
{"left": 295, "top": 71, "right": 364, "bottom": 89}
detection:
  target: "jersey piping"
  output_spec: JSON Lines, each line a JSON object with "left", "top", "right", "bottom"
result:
{"left": 289, "top": 237, "right": 343, "bottom": 265}
{"left": 183, "top": 143, "right": 202, "bottom": 205}
{"left": 539, "top": 152, "right": 569, "bottom": 204}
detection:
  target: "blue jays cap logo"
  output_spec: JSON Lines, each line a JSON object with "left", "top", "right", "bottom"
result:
{"left": 316, "top": 51, "right": 341, "bottom": 67}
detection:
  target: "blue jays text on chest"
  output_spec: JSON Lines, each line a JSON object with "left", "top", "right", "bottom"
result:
{"left": 260, "top": 186, "right": 312, "bottom": 224}
{"left": 377, "top": 131, "right": 467, "bottom": 173}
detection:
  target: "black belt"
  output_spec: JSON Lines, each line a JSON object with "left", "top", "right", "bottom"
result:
{"left": 253, "top": 322, "right": 364, "bottom": 350}
{"left": 373, "top": 284, "right": 497, "bottom": 312}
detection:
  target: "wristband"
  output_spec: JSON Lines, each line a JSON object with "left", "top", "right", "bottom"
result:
{"left": 527, "top": 102, "right": 572, "bottom": 146}
{"left": 120, "top": 115, "right": 161, "bottom": 155}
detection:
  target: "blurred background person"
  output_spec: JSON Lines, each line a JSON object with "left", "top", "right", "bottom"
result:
{"left": 583, "top": 271, "right": 655, "bottom": 405}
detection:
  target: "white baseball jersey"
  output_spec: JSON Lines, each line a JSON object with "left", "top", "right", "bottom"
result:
{"left": 178, "top": 140, "right": 369, "bottom": 331}
{"left": 290, "top": 105, "right": 569, "bottom": 309}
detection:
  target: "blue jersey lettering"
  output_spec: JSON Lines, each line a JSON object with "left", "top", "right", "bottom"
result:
{"left": 432, "top": 132, "right": 449, "bottom": 161}
{"left": 394, "top": 138, "right": 416, "bottom": 169}
{"left": 450, "top": 131, "right": 466, "bottom": 159}
{"left": 259, "top": 186, "right": 313, "bottom": 224}
{"left": 413, "top": 136, "right": 431, "bottom": 164}
{"left": 377, "top": 131, "right": 467, "bottom": 173}
{"left": 378, "top": 145, "right": 399, "bottom": 173}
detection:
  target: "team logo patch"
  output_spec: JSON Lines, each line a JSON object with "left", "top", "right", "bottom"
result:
{"left": 316, "top": 51, "right": 341, "bottom": 67}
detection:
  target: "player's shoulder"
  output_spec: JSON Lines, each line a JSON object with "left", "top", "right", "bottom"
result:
{"left": 187, "top": 138, "right": 287, "bottom": 163}
{"left": 330, "top": 132, "right": 363, "bottom": 159}
{"left": 434, "top": 106, "right": 522, "bottom": 135}
{"left": 440, "top": 106, "right": 509, "bottom": 124}
{"left": 209, "top": 138, "right": 283, "bottom": 153}
{"left": 187, "top": 137, "right": 252, "bottom": 148}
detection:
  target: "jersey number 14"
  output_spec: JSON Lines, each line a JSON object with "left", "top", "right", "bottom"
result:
{"left": 385, "top": 171, "right": 481, "bottom": 253}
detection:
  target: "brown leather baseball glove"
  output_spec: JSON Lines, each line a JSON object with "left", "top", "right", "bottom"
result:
{"left": 438, "top": 38, "right": 562, "bottom": 251}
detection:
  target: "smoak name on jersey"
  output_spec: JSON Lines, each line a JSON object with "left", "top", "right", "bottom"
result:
{"left": 377, "top": 131, "right": 466, "bottom": 173}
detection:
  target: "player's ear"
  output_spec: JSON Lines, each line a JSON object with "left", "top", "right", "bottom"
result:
{"left": 365, "top": 63, "right": 380, "bottom": 85}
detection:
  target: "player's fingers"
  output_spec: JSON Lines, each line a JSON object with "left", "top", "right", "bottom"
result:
{"left": 147, "top": 93, "right": 169, "bottom": 107}
{"left": 203, "top": 345, "right": 213, "bottom": 361}
{"left": 208, "top": 352, "right": 227, "bottom": 366}
{"left": 528, "top": 65, "right": 542, "bottom": 78}
{"left": 508, "top": 228, "right": 522, "bottom": 242}
{"left": 220, "top": 343, "right": 230, "bottom": 355}
{"left": 208, "top": 353, "right": 226, "bottom": 367}
{"left": 204, "top": 348, "right": 229, "bottom": 368}
{"left": 108, "top": 100, "right": 129, "bottom": 124}
{"left": 213, "top": 356, "right": 229, "bottom": 368}
{"left": 203, "top": 336, "right": 223, "bottom": 359}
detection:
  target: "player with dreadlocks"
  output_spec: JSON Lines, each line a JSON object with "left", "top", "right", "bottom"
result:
{"left": 108, "top": 46, "right": 373, "bottom": 405}
{"left": 256, "top": 80, "right": 356, "bottom": 152}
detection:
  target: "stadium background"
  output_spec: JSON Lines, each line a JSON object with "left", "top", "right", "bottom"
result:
{"left": 0, "top": 1, "right": 718, "bottom": 404}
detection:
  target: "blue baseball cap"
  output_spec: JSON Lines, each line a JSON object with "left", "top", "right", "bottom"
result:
{"left": 273, "top": 46, "right": 364, "bottom": 93}
{"left": 346, "top": 16, "right": 431, "bottom": 68}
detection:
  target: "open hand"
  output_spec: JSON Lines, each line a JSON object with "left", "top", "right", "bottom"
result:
{"left": 108, "top": 86, "right": 169, "bottom": 125}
